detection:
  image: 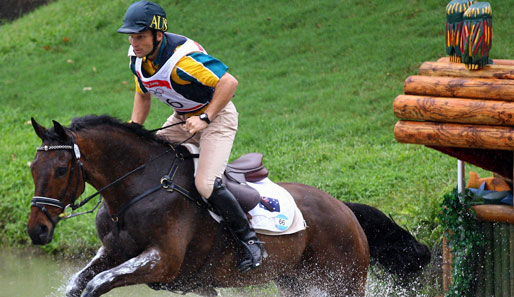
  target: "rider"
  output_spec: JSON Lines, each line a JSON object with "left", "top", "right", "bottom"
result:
{"left": 117, "top": 1, "right": 263, "bottom": 272}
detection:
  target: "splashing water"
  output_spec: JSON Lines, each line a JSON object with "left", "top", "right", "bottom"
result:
{"left": 1, "top": 246, "right": 442, "bottom": 297}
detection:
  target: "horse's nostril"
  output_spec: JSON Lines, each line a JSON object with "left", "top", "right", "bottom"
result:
{"left": 28, "top": 223, "right": 52, "bottom": 245}
{"left": 37, "top": 224, "right": 50, "bottom": 244}
{"left": 39, "top": 224, "right": 48, "bottom": 235}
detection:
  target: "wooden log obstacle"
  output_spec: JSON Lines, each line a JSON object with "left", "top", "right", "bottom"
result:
{"left": 394, "top": 1, "right": 514, "bottom": 295}
{"left": 393, "top": 60, "right": 514, "bottom": 181}
{"left": 393, "top": 58, "right": 514, "bottom": 296}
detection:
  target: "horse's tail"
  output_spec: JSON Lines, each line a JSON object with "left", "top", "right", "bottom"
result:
{"left": 344, "top": 202, "right": 431, "bottom": 277}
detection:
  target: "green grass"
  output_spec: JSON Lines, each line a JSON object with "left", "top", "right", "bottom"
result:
{"left": 0, "top": 0, "right": 512, "bottom": 267}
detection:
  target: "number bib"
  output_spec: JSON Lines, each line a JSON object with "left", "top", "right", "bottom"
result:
{"left": 134, "top": 38, "right": 208, "bottom": 114}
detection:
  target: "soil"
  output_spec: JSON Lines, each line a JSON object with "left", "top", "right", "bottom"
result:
{"left": 0, "top": 0, "right": 54, "bottom": 23}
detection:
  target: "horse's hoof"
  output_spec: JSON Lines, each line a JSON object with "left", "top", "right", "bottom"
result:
{"left": 82, "top": 291, "right": 97, "bottom": 297}
{"left": 65, "top": 288, "right": 82, "bottom": 297}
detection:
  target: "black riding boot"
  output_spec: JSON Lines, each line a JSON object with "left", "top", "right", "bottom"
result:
{"left": 209, "top": 178, "right": 264, "bottom": 272}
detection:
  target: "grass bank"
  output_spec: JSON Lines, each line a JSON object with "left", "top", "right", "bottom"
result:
{"left": 1, "top": 0, "right": 513, "bottom": 263}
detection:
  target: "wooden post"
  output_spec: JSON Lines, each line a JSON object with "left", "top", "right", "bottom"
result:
{"left": 494, "top": 223, "right": 503, "bottom": 296}
{"left": 484, "top": 222, "right": 494, "bottom": 297}
{"left": 442, "top": 236, "right": 453, "bottom": 292}
{"left": 475, "top": 222, "right": 485, "bottom": 297}
{"left": 510, "top": 224, "right": 514, "bottom": 297}
{"left": 502, "top": 224, "right": 511, "bottom": 296}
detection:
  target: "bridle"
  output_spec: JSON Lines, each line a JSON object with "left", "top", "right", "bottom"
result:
{"left": 31, "top": 134, "right": 87, "bottom": 227}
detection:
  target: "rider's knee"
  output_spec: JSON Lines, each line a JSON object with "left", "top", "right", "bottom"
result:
{"left": 195, "top": 176, "right": 215, "bottom": 198}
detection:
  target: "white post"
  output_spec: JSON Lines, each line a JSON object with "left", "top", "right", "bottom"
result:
{"left": 457, "top": 160, "right": 465, "bottom": 195}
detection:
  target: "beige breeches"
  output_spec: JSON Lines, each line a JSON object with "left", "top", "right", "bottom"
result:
{"left": 156, "top": 102, "right": 238, "bottom": 198}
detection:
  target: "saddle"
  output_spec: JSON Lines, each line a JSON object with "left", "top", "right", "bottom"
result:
{"left": 222, "top": 153, "right": 271, "bottom": 212}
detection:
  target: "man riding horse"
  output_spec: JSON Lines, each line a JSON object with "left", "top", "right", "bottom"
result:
{"left": 117, "top": 0, "right": 264, "bottom": 272}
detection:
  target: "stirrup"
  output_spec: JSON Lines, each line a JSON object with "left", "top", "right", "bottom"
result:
{"left": 237, "top": 239, "right": 266, "bottom": 272}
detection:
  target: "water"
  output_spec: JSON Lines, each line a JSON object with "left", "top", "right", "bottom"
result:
{"left": 0, "top": 249, "right": 176, "bottom": 297}
{"left": 0, "top": 248, "right": 275, "bottom": 297}
{"left": 0, "top": 248, "right": 441, "bottom": 297}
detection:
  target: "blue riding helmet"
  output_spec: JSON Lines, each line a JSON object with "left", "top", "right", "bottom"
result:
{"left": 118, "top": 1, "right": 168, "bottom": 34}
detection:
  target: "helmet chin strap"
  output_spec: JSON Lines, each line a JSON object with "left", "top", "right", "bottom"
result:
{"left": 146, "top": 30, "right": 159, "bottom": 59}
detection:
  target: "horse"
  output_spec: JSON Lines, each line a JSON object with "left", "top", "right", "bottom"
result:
{"left": 27, "top": 115, "right": 429, "bottom": 297}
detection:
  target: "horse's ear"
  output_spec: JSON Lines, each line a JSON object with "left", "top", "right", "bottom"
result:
{"left": 52, "top": 120, "right": 68, "bottom": 139}
{"left": 31, "top": 117, "right": 47, "bottom": 140}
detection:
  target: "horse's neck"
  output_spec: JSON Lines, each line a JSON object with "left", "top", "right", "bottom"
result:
{"left": 77, "top": 129, "right": 173, "bottom": 205}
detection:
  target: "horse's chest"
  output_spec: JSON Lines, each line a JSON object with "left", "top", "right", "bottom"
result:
{"left": 101, "top": 228, "right": 145, "bottom": 257}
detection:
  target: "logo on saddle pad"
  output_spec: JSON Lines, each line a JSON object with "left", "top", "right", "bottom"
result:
{"left": 259, "top": 197, "right": 280, "bottom": 212}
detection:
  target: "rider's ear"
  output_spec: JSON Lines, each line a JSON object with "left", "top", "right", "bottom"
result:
{"left": 31, "top": 117, "right": 47, "bottom": 140}
{"left": 52, "top": 120, "right": 68, "bottom": 140}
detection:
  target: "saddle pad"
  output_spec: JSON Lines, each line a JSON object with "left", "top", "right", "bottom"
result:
{"left": 208, "top": 178, "right": 306, "bottom": 235}
{"left": 247, "top": 178, "right": 305, "bottom": 234}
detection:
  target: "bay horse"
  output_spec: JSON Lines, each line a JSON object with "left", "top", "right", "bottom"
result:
{"left": 27, "top": 115, "right": 429, "bottom": 297}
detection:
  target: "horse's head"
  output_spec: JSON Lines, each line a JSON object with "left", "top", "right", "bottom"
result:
{"left": 376, "top": 222, "right": 431, "bottom": 277}
{"left": 345, "top": 202, "right": 431, "bottom": 277}
{"left": 27, "top": 118, "right": 85, "bottom": 245}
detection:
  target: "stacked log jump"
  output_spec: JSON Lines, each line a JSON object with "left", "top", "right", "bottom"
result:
{"left": 395, "top": 1, "right": 514, "bottom": 295}
{"left": 393, "top": 59, "right": 514, "bottom": 296}
{"left": 393, "top": 60, "right": 514, "bottom": 180}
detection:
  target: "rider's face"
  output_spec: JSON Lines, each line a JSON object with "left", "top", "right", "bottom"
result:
{"left": 129, "top": 30, "right": 162, "bottom": 58}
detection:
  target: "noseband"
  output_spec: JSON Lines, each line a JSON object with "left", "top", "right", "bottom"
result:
{"left": 31, "top": 138, "right": 85, "bottom": 227}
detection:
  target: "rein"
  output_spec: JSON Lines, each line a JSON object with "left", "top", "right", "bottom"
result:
{"left": 31, "top": 121, "right": 204, "bottom": 225}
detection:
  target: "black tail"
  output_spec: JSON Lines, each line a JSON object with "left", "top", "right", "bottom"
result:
{"left": 344, "top": 202, "right": 431, "bottom": 277}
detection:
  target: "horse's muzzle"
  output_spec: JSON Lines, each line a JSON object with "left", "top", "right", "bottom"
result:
{"left": 27, "top": 223, "right": 54, "bottom": 245}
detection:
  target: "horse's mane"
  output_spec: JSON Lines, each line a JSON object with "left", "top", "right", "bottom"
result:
{"left": 69, "top": 114, "right": 169, "bottom": 145}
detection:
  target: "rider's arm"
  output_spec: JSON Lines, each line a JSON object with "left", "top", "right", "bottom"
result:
{"left": 204, "top": 72, "right": 238, "bottom": 120}
{"left": 184, "top": 72, "right": 237, "bottom": 134}
{"left": 131, "top": 88, "right": 152, "bottom": 125}
{"left": 173, "top": 52, "right": 236, "bottom": 133}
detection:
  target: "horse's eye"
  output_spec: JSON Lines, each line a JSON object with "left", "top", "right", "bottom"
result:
{"left": 55, "top": 167, "right": 68, "bottom": 177}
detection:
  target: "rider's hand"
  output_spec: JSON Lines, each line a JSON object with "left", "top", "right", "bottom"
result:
{"left": 184, "top": 116, "right": 208, "bottom": 134}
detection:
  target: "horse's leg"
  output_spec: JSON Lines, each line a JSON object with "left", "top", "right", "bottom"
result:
{"left": 66, "top": 246, "right": 116, "bottom": 297}
{"left": 81, "top": 247, "right": 171, "bottom": 297}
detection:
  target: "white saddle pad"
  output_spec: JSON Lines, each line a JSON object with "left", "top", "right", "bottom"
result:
{"left": 247, "top": 178, "right": 306, "bottom": 235}
{"left": 207, "top": 178, "right": 306, "bottom": 235}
